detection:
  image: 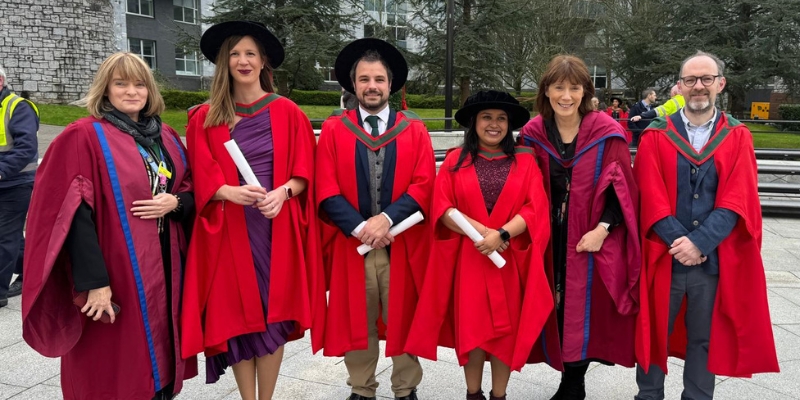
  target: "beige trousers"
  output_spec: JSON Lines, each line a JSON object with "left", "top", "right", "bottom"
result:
{"left": 344, "top": 248, "right": 423, "bottom": 398}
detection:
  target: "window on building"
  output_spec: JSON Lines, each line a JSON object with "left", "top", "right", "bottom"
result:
{"left": 129, "top": 38, "right": 157, "bottom": 69}
{"left": 174, "top": 0, "right": 199, "bottom": 24}
{"left": 590, "top": 65, "right": 607, "bottom": 90}
{"left": 176, "top": 49, "right": 199, "bottom": 75}
{"left": 364, "top": 0, "right": 409, "bottom": 49}
{"left": 315, "top": 63, "right": 336, "bottom": 82}
{"left": 127, "top": 0, "right": 154, "bottom": 16}
{"left": 365, "top": 0, "right": 383, "bottom": 12}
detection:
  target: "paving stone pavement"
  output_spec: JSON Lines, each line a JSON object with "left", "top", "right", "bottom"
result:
{"left": 1, "top": 126, "right": 796, "bottom": 399}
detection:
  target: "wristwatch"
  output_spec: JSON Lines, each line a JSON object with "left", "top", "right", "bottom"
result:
{"left": 283, "top": 185, "right": 293, "bottom": 200}
{"left": 497, "top": 228, "right": 511, "bottom": 242}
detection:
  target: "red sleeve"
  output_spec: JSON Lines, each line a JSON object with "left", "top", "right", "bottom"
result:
{"left": 404, "top": 122, "right": 436, "bottom": 217}
{"left": 185, "top": 106, "right": 226, "bottom": 211}
{"left": 22, "top": 120, "right": 99, "bottom": 356}
{"left": 315, "top": 119, "right": 343, "bottom": 205}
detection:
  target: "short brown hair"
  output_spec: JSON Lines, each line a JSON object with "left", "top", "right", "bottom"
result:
{"left": 83, "top": 52, "right": 165, "bottom": 119}
{"left": 349, "top": 50, "right": 393, "bottom": 85}
{"left": 535, "top": 55, "right": 595, "bottom": 121}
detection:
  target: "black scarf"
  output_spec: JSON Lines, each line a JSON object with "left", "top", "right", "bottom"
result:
{"left": 103, "top": 109, "right": 162, "bottom": 147}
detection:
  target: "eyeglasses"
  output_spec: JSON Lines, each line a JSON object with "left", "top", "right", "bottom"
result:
{"left": 679, "top": 75, "right": 722, "bottom": 87}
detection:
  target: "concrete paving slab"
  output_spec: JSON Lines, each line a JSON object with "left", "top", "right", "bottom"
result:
{"left": 0, "top": 309, "right": 22, "bottom": 351}
{"left": 780, "top": 324, "right": 800, "bottom": 339}
{"left": 766, "top": 272, "right": 800, "bottom": 288}
{"left": 0, "top": 383, "right": 26, "bottom": 400}
{"left": 6, "top": 384, "right": 62, "bottom": 400}
{"left": 0, "top": 341, "right": 59, "bottom": 388}
{"left": 713, "top": 376, "right": 787, "bottom": 400}
{"left": 768, "top": 290, "right": 800, "bottom": 325}
{"left": 771, "top": 287, "right": 800, "bottom": 307}
{"left": 761, "top": 249, "right": 800, "bottom": 272}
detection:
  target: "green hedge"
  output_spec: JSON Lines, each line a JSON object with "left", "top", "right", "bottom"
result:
{"left": 405, "top": 94, "right": 446, "bottom": 109}
{"left": 288, "top": 90, "right": 342, "bottom": 106}
{"left": 777, "top": 104, "right": 800, "bottom": 130}
{"left": 160, "top": 88, "right": 457, "bottom": 109}
{"left": 161, "top": 90, "right": 209, "bottom": 110}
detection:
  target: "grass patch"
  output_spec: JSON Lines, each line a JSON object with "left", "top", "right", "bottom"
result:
{"left": 35, "top": 104, "right": 800, "bottom": 148}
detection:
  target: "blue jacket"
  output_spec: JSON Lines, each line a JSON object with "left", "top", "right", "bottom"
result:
{"left": 652, "top": 112, "right": 738, "bottom": 275}
{"left": 0, "top": 87, "right": 39, "bottom": 188}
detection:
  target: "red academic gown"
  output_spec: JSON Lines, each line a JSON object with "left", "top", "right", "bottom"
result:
{"left": 519, "top": 111, "right": 641, "bottom": 367}
{"left": 316, "top": 109, "right": 435, "bottom": 357}
{"left": 404, "top": 147, "right": 558, "bottom": 372}
{"left": 606, "top": 108, "right": 632, "bottom": 142}
{"left": 22, "top": 117, "right": 197, "bottom": 399}
{"left": 180, "top": 94, "right": 326, "bottom": 358}
{"left": 634, "top": 114, "right": 779, "bottom": 377}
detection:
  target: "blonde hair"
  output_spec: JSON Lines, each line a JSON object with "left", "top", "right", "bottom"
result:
{"left": 205, "top": 35, "right": 275, "bottom": 129}
{"left": 83, "top": 52, "right": 165, "bottom": 119}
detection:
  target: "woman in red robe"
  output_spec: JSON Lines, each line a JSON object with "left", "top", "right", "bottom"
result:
{"left": 180, "top": 21, "right": 325, "bottom": 400}
{"left": 605, "top": 97, "right": 632, "bottom": 142}
{"left": 22, "top": 52, "right": 197, "bottom": 399}
{"left": 406, "top": 91, "right": 555, "bottom": 400}
{"left": 519, "top": 56, "right": 641, "bottom": 400}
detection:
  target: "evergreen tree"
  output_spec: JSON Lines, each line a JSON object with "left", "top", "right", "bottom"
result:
{"left": 204, "top": 0, "right": 361, "bottom": 92}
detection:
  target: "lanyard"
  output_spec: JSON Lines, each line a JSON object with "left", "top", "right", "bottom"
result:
{"left": 136, "top": 143, "right": 171, "bottom": 195}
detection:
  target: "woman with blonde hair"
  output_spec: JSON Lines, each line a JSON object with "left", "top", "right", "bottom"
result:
{"left": 22, "top": 51, "right": 196, "bottom": 399}
{"left": 180, "top": 21, "right": 325, "bottom": 400}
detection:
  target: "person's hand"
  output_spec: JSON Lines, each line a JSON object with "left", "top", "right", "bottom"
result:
{"left": 82, "top": 286, "right": 116, "bottom": 323}
{"left": 357, "top": 215, "right": 393, "bottom": 249}
{"left": 217, "top": 185, "right": 267, "bottom": 206}
{"left": 669, "top": 236, "right": 706, "bottom": 266}
{"left": 475, "top": 229, "right": 505, "bottom": 255}
{"left": 256, "top": 187, "right": 289, "bottom": 219}
{"left": 631, "top": 115, "right": 642, "bottom": 122}
{"left": 576, "top": 225, "right": 609, "bottom": 252}
{"left": 131, "top": 193, "right": 178, "bottom": 219}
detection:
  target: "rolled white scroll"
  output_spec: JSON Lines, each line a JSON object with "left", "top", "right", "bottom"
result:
{"left": 447, "top": 209, "right": 506, "bottom": 268}
{"left": 224, "top": 139, "right": 261, "bottom": 187}
{"left": 357, "top": 211, "right": 425, "bottom": 255}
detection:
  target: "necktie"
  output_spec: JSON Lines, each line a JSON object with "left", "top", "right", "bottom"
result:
{"left": 364, "top": 115, "right": 380, "bottom": 137}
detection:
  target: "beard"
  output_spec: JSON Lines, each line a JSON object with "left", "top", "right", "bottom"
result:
{"left": 358, "top": 90, "right": 389, "bottom": 111}
{"left": 686, "top": 90, "right": 714, "bottom": 114}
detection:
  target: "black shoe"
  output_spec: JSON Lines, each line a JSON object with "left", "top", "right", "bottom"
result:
{"left": 7, "top": 280, "right": 22, "bottom": 298}
{"left": 0, "top": 298, "right": 7, "bottom": 308}
{"left": 549, "top": 380, "right": 585, "bottom": 400}
{"left": 348, "top": 394, "right": 376, "bottom": 400}
{"left": 396, "top": 390, "right": 418, "bottom": 400}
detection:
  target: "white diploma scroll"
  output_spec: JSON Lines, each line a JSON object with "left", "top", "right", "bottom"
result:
{"left": 447, "top": 208, "right": 506, "bottom": 268}
{"left": 357, "top": 211, "right": 425, "bottom": 255}
{"left": 224, "top": 139, "right": 261, "bottom": 187}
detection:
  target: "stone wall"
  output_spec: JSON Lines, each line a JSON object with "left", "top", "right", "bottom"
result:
{"left": 0, "top": 0, "right": 119, "bottom": 104}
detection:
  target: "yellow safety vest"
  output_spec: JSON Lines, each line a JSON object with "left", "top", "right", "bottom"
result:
{"left": 0, "top": 93, "right": 40, "bottom": 173}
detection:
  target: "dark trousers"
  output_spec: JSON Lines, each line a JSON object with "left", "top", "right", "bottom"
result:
{"left": 636, "top": 267, "right": 718, "bottom": 400}
{"left": 0, "top": 183, "right": 32, "bottom": 298}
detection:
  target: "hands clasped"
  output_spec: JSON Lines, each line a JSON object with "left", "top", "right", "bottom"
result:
{"left": 357, "top": 215, "right": 395, "bottom": 249}
{"left": 475, "top": 229, "right": 508, "bottom": 255}
{"left": 669, "top": 236, "right": 707, "bottom": 266}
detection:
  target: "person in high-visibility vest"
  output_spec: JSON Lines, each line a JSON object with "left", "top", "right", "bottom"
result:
{"left": 0, "top": 63, "right": 39, "bottom": 308}
{"left": 630, "top": 84, "right": 686, "bottom": 126}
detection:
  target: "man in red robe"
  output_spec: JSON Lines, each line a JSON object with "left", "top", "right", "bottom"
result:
{"left": 316, "top": 38, "right": 435, "bottom": 400}
{"left": 634, "top": 51, "right": 779, "bottom": 400}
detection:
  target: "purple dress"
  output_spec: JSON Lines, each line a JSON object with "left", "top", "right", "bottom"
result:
{"left": 206, "top": 109, "right": 296, "bottom": 383}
